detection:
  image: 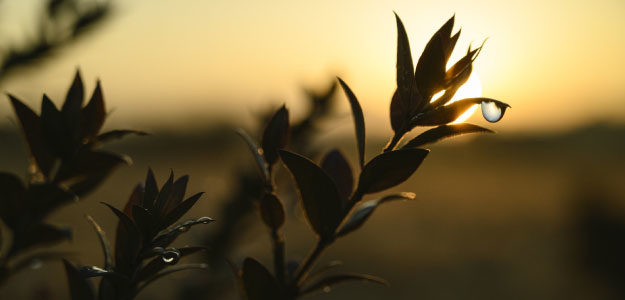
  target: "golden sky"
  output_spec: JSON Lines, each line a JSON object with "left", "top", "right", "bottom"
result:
{"left": 1, "top": 0, "right": 624, "bottom": 135}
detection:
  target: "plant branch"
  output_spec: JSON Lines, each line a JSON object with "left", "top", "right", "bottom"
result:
{"left": 271, "top": 229, "right": 285, "bottom": 284}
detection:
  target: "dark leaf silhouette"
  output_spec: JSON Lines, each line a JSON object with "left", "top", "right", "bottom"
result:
{"left": 154, "top": 171, "right": 175, "bottom": 216}
{"left": 61, "top": 71, "right": 85, "bottom": 145}
{"left": 135, "top": 264, "right": 208, "bottom": 297}
{"left": 261, "top": 105, "right": 290, "bottom": 167}
{"left": 415, "top": 15, "right": 454, "bottom": 100}
{"left": 237, "top": 129, "right": 270, "bottom": 183}
{"left": 92, "top": 130, "right": 148, "bottom": 145}
{"left": 357, "top": 148, "right": 429, "bottom": 194}
{"left": 0, "top": 172, "right": 25, "bottom": 229}
{"left": 143, "top": 169, "right": 159, "bottom": 210}
{"left": 320, "top": 149, "right": 354, "bottom": 205}
{"left": 10, "top": 223, "right": 72, "bottom": 255}
{"left": 80, "top": 80, "right": 106, "bottom": 140}
{"left": 7, "top": 94, "right": 55, "bottom": 175}
{"left": 279, "top": 150, "right": 343, "bottom": 240}
{"left": 337, "top": 77, "right": 366, "bottom": 168}
{"left": 63, "top": 259, "right": 95, "bottom": 300}
{"left": 85, "top": 215, "right": 113, "bottom": 269}
{"left": 300, "top": 273, "right": 388, "bottom": 296}
{"left": 41, "top": 94, "right": 73, "bottom": 158}
{"left": 413, "top": 97, "right": 510, "bottom": 126}
{"left": 160, "top": 192, "right": 204, "bottom": 231}
{"left": 151, "top": 217, "right": 214, "bottom": 248}
{"left": 104, "top": 202, "right": 142, "bottom": 272}
{"left": 402, "top": 123, "right": 493, "bottom": 148}
{"left": 336, "top": 193, "right": 416, "bottom": 237}
{"left": 241, "top": 258, "right": 284, "bottom": 300}
{"left": 136, "top": 247, "right": 208, "bottom": 282}
{"left": 259, "top": 192, "right": 285, "bottom": 230}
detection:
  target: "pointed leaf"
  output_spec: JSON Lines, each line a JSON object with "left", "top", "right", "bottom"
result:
{"left": 122, "top": 183, "right": 144, "bottom": 219}
{"left": 78, "top": 266, "right": 113, "bottom": 278}
{"left": 394, "top": 13, "right": 419, "bottom": 116}
{"left": 41, "top": 94, "right": 73, "bottom": 158}
{"left": 62, "top": 71, "right": 84, "bottom": 116}
{"left": 143, "top": 168, "right": 158, "bottom": 210}
{"left": 402, "top": 124, "right": 493, "bottom": 148}
{"left": 154, "top": 171, "right": 174, "bottom": 216}
{"left": 236, "top": 129, "right": 270, "bottom": 183}
{"left": 161, "top": 175, "right": 189, "bottom": 217}
{"left": 91, "top": 129, "right": 148, "bottom": 145}
{"left": 357, "top": 148, "right": 429, "bottom": 194}
{"left": 160, "top": 192, "right": 203, "bottom": 231}
{"left": 81, "top": 80, "right": 106, "bottom": 140}
{"left": 55, "top": 150, "right": 129, "bottom": 196}
{"left": 336, "top": 193, "right": 416, "bottom": 237}
{"left": 136, "top": 246, "right": 208, "bottom": 282}
{"left": 85, "top": 215, "right": 113, "bottom": 269}
{"left": 279, "top": 150, "right": 343, "bottom": 240}
{"left": 261, "top": 105, "right": 290, "bottom": 167}
{"left": 300, "top": 273, "right": 387, "bottom": 296}
{"left": 241, "top": 258, "right": 284, "bottom": 300}
{"left": 132, "top": 205, "right": 157, "bottom": 238}
{"left": 337, "top": 77, "right": 366, "bottom": 168}
{"left": 320, "top": 149, "right": 353, "bottom": 205}
{"left": 63, "top": 259, "right": 95, "bottom": 300}
{"left": 413, "top": 97, "right": 510, "bottom": 126}
{"left": 103, "top": 202, "right": 142, "bottom": 274}
{"left": 415, "top": 18, "right": 451, "bottom": 99}
{"left": 8, "top": 94, "right": 55, "bottom": 175}
{"left": 259, "top": 193, "right": 285, "bottom": 230}
{"left": 151, "top": 217, "right": 214, "bottom": 248}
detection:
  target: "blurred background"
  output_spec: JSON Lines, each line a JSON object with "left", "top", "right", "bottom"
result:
{"left": 0, "top": 0, "right": 624, "bottom": 299}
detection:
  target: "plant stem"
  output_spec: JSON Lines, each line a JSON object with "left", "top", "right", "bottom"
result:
{"left": 291, "top": 240, "right": 327, "bottom": 287}
{"left": 271, "top": 229, "right": 285, "bottom": 284}
{"left": 383, "top": 131, "right": 405, "bottom": 152}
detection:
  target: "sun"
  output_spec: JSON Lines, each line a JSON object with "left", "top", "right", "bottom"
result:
{"left": 431, "top": 73, "right": 482, "bottom": 123}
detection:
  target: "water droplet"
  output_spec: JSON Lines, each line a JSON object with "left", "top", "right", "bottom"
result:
{"left": 323, "top": 286, "right": 331, "bottom": 293}
{"left": 481, "top": 101, "right": 508, "bottom": 123}
{"left": 197, "top": 216, "right": 213, "bottom": 224}
{"left": 177, "top": 226, "right": 189, "bottom": 232}
{"left": 161, "top": 248, "right": 180, "bottom": 265}
{"left": 29, "top": 259, "right": 42, "bottom": 270}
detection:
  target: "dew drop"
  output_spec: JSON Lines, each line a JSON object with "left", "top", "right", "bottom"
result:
{"left": 161, "top": 248, "right": 181, "bottom": 265}
{"left": 177, "top": 226, "right": 189, "bottom": 232}
{"left": 197, "top": 216, "right": 213, "bottom": 224}
{"left": 323, "top": 286, "right": 331, "bottom": 293}
{"left": 481, "top": 101, "right": 507, "bottom": 123}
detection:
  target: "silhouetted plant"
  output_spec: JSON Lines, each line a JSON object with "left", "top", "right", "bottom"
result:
{"left": 237, "top": 13, "right": 509, "bottom": 299}
{"left": 63, "top": 169, "right": 213, "bottom": 300}
{"left": 0, "top": 71, "right": 142, "bottom": 285}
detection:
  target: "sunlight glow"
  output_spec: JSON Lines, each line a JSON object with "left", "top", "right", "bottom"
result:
{"left": 448, "top": 74, "right": 482, "bottom": 123}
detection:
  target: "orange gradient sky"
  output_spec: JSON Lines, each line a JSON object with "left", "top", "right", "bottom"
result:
{"left": 0, "top": 0, "right": 624, "bottom": 135}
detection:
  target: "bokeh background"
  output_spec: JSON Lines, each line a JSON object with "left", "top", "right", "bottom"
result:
{"left": 1, "top": 0, "right": 624, "bottom": 299}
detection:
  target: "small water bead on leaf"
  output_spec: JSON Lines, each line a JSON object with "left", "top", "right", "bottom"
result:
{"left": 29, "top": 259, "right": 43, "bottom": 270}
{"left": 161, "top": 248, "right": 181, "bottom": 265}
{"left": 481, "top": 100, "right": 509, "bottom": 123}
{"left": 177, "top": 226, "right": 189, "bottom": 232}
{"left": 197, "top": 216, "right": 213, "bottom": 224}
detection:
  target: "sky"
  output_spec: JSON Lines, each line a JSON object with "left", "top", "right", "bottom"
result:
{"left": 0, "top": 0, "right": 624, "bottom": 135}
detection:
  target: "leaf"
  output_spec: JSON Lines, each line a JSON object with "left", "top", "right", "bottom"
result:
{"left": 241, "top": 258, "right": 284, "bottom": 300}
{"left": 143, "top": 168, "right": 159, "bottom": 210}
{"left": 81, "top": 80, "right": 106, "bottom": 140}
{"left": 85, "top": 215, "right": 113, "bottom": 269}
{"left": 357, "top": 148, "right": 429, "bottom": 194}
{"left": 63, "top": 259, "right": 95, "bottom": 300}
{"left": 122, "top": 183, "right": 144, "bottom": 219}
{"left": 413, "top": 97, "right": 510, "bottom": 126}
{"left": 402, "top": 124, "right": 493, "bottom": 148}
{"left": 24, "top": 183, "right": 75, "bottom": 221}
{"left": 151, "top": 217, "right": 214, "bottom": 248}
{"left": 300, "top": 273, "right": 388, "bottom": 296}
{"left": 259, "top": 192, "right": 285, "bottom": 230}
{"left": 393, "top": 13, "right": 419, "bottom": 120}
{"left": 136, "top": 246, "right": 208, "bottom": 282}
{"left": 132, "top": 205, "right": 157, "bottom": 238}
{"left": 236, "top": 129, "right": 270, "bottom": 183}
{"left": 41, "top": 94, "right": 73, "bottom": 158}
{"left": 55, "top": 150, "right": 130, "bottom": 196}
{"left": 160, "top": 192, "right": 203, "bottom": 231}
{"left": 415, "top": 19, "right": 450, "bottom": 100}
{"left": 337, "top": 77, "right": 366, "bottom": 168}
{"left": 336, "top": 193, "right": 416, "bottom": 237}
{"left": 8, "top": 94, "right": 55, "bottom": 176}
{"left": 62, "top": 70, "right": 85, "bottom": 117}
{"left": 92, "top": 130, "right": 148, "bottom": 144}
{"left": 279, "top": 150, "right": 343, "bottom": 240}
{"left": 0, "top": 172, "right": 25, "bottom": 229}
{"left": 103, "top": 202, "right": 142, "bottom": 274}
{"left": 9, "top": 224, "right": 72, "bottom": 256}
{"left": 161, "top": 175, "right": 189, "bottom": 217}
{"left": 78, "top": 266, "right": 113, "bottom": 278}
{"left": 261, "top": 105, "right": 290, "bottom": 167}
{"left": 154, "top": 171, "right": 175, "bottom": 216}
{"left": 320, "top": 149, "right": 353, "bottom": 205}
{"left": 134, "top": 263, "right": 209, "bottom": 298}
